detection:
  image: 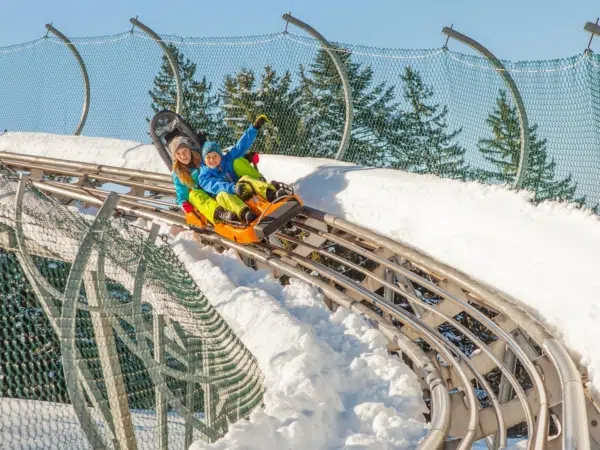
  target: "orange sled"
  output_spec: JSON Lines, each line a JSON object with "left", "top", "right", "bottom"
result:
{"left": 185, "top": 193, "right": 304, "bottom": 244}
{"left": 149, "top": 109, "right": 303, "bottom": 244}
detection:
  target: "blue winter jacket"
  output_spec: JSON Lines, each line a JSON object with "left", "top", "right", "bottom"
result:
{"left": 197, "top": 125, "right": 257, "bottom": 196}
{"left": 172, "top": 164, "right": 201, "bottom": 206}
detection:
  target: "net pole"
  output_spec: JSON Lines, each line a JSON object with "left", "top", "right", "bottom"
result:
{"left": 282, "top": 13, "right": 353, "bottom": 161}
{"left": 84, "top": 271, "right": 138, "bottom": 450}
{"left": 44, "top": 24, "right": 91, "bottom": 135}
{"left": 154, "top": 314, "right": 168, "bottom": 450}
{"left": 442, "top": 27, "right": 530, "bottom": 190}
{"left": 130, "top": 17, "right": 183, "bottom": 115}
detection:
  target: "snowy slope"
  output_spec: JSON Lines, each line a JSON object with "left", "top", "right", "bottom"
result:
{"left": 3, "top": 131, "right": 600, "bottom": 399}
{"left": 158, "top": 228, "right": 428, "bottom": 449}
{"left": 0, "top": 132, "right": 168, "bottom": 174}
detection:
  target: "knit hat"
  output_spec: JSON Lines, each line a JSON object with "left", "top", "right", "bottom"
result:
{"left": 168, "top": 136, "right": 194, "bottom": 157}
{"left": 202, "top": 141, "right": 222, "bottom": 162}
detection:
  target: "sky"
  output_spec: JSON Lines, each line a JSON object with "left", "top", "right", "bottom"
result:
{"left": 1, "top": 0, "right": 599, "bottom": 61}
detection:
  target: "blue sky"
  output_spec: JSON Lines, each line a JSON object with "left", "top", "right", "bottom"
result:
{"left": 1, "top": 0, "right": 599, "bottom": 60}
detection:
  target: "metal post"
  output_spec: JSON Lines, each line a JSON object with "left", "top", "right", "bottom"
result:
{"left": 60, "top": 191, "right": 121, "bottom": 450}
{"left": 85, "top": 272, "right": 138, "bottom": 450}
{"left": 544, "top": 338, "right": 591, "bottom": 450}
{"left": 442, "top": 27, "right": 530, "bottom": 190}
{"left": 154, "top": 314, "right": 168, "bottom": 450}
{"left": 130, "top": 17, "right": 183, "bottom": 114}
{"left": 45, "top": 24, "right": 90, "bottom": 136}
{"left": 283, "top": 13, "right": 353, "bottom": 161}
{"left": 185, "top": 337, "right": 196, "bottom": 447}
{"left": 490, "top": 344, "right": 517, "bottom": 449}
{"left": 201, "top": 336, "right": 216, "bottom": 442}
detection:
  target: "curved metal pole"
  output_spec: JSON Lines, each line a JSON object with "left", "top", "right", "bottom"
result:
{"left": 283, "top": 13, "right": 353, "bottom": 161}
{"left": 442, "top": 27, "right": 530, "bottom": 189}
{"left": 130, "top": 18, "right": 182, "bottom": 114}
{"left": 45, "top": 24, "right": 90, "bottom": 136}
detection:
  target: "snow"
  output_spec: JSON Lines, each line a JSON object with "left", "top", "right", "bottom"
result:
{"left": 2, "top": 131, "right": 600, "bottom": 441}
{"left": 0, "top": 398, "right": 202, "bottom": 449}
{"left": 163, "top": 230, "right": 428, "bottom": 449}
{"left": 255, "top": 156, "right": 600, "bottom": 398}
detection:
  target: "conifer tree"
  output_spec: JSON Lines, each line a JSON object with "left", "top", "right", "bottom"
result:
{"left": 298, "top": 47, "right": 403, "bottom": 166}
{"left": 221, "top": 66, "right": 304, "bottom": 154}
{"left": 398, "top": 66, "right": 469, "bottom": 179}
{"left": 477, "top": 90, "right": 581, "bottom": 203}
{"left": 149, "top": 44, "right": 231, "bottom": 141}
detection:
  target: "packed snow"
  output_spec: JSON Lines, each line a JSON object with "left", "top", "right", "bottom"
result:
{"left": 2, "top": 131, "right": 600, "bottom": 432}
{"left": 155, "top": 226, "right": 428, "bottom": 449}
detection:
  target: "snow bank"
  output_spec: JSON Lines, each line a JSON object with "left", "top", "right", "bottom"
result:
{"left": 5, "top": 132, "right": 600, "bottom": 397}
{"left": 0, "top": 132, "right": 168, "bottom": 174}
{"left": 164, "top": 229, "right": 428, "bottom": 449}
{"left": 256, "top": 156, "right": 600, "bottom": 396}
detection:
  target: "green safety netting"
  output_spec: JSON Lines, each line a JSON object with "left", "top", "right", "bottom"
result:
{"left": 0, "top": 164, "right": 264, "bottom": 449}
{"left": 0, "top": 30, "right": 599, "bottom": 207}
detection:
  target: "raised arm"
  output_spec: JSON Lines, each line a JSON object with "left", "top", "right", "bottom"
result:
{"left": 227, "top": 114, "right": 271, "bottom": 160}
{"left": 227, "top": 124, "right": 258, "bottom": 160}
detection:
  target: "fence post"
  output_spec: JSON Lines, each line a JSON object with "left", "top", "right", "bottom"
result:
{"left": 442, "top": 27, "right": 530, "bottom": 190}
{"left": 45, "top": 24, "right": 90, "bottom": 136}
{"left": 130, "top": 17, "right": 183, "bottom": 115}
{"left": 154, "top": 314, "right": 168, "bottom": 450}
{"left": 283, "top": 13, "right": 353, "bottom": 161}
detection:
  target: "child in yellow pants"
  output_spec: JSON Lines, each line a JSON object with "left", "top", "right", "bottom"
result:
{"left": 188, "top": 158, "right": 274, "bottom": 223}
{"left": 197, "top": 115, "right": 285, "bottom": 223}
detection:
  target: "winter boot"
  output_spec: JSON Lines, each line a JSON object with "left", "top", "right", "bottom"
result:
{"left": 266, "top": 187, "right": 288, "bottom": 203}
{"left": 214, "top": 207, "right": 239, "bottom": 224}
{"left": 270, "top": 180, "right": 287, "bottom": 190}
{"left": 240, "top": 208, "right": 259, "bottom": 223}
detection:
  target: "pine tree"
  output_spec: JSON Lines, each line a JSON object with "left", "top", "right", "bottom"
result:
{"left": 398, "top": 67, "right": 469, "bottom": 179}
{"left": 477, "top": 90, "right": 581, "bottom": 203}
{"left": 298, "top": 47, "right": 403, "bottom": 166}
{"left": 149, "top": 44, "right": 231, "bottom": 142}
{"left": 221, "top": 66, "right": 304, "bottom": 154}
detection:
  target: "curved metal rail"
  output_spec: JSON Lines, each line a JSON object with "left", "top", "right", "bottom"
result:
{"left": 0, "top": 151, "right": 596, "bottom": 450}
{"left": 44, "top": 24, "right": 91, "bottom": 135}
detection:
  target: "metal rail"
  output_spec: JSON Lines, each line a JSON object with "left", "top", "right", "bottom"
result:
{"left": 0, "top": 154, "right": 596, "bottom": 450}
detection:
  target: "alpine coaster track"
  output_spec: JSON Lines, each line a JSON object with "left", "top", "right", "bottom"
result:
{"left": 0, "top": 150, "right": 598, "bottom": 450}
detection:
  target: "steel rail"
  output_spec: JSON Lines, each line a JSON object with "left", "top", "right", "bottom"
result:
{"left": 8, "top": 176, "right": 454, "bottom": 450}
{"left": 0, "top": 155, "right": 594, "bottom": 449}
{"left": 273, "top": 231, "right": 541, "bottom": 446}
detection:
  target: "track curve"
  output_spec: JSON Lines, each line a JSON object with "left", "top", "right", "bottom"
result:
{"left": 0, "top": 150, "right": 597, "bottom": 450}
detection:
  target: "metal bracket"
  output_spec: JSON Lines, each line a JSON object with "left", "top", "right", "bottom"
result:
{"left": 585, "top": 19, "right": 600, "bottom": 54}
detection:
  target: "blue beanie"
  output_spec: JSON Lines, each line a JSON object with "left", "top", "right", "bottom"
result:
{"left": 202, "top": 141, "right": 222, "bottom": 162}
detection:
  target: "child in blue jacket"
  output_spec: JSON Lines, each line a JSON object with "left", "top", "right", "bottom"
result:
{"left": 198, "top": 114, "right": 284, "bottom": 223}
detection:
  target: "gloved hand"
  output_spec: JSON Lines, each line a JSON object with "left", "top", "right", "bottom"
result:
{"left": 245, "top": 151, "right": 260, "bottom": 165}
{"left": 181, "top": 201, "right": 194, "bottom": 214}
{"left": 253, "top": 114, "right": 271, "bottom": 130}
{"left": 235, "top": 181, "right": 254, "bottom": 201}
